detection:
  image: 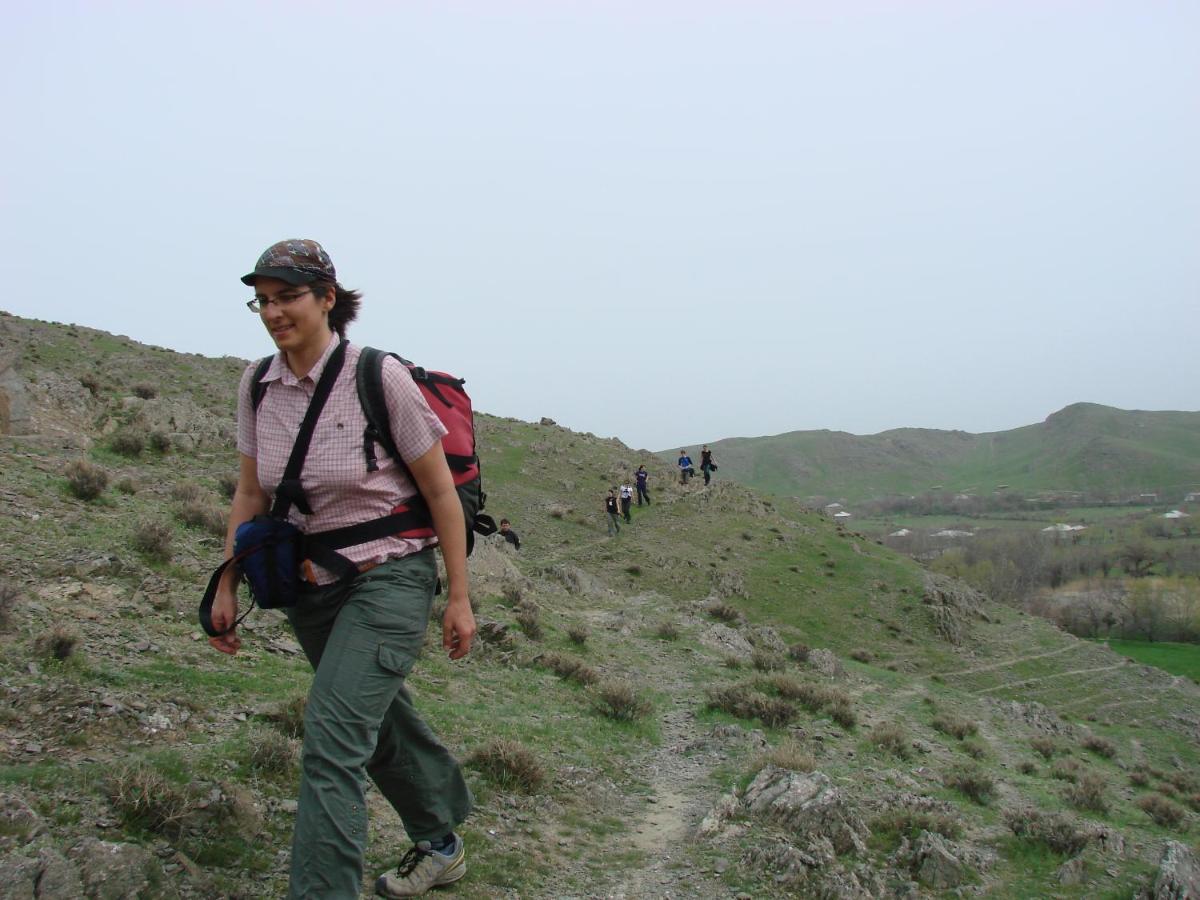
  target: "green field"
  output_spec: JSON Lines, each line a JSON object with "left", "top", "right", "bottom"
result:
{"left": 1093, "top": 639, "right": 1200, "bottom": 683}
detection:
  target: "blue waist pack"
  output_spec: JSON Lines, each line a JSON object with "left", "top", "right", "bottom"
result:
{"left": 234, "top": 515, "right": 304, "bottom": 610}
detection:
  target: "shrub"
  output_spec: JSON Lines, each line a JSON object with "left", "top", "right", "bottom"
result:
{"left": 248, "top": 730, "right": 296, "bottom": 778}
{"left": 115, "top": 476, "right": 138, "bottom": 495}
{"left": 566, "top": 625, "right": 588, "bottom": 646}
{"left": 467, "top": 739, "right": 546, "bottom": 794}
{"left": 110, "top": 429, "right": 146, "bottom": 457}
{"left": 106, "top": 763, "right": 192, "bottom": 836}
{"left": 1064, "top": 771, "right": 1109, "bottom": 814}
{"left": 0, "top": 580, "right": 19, "bottom": 631}
{"left": 592, "top": 680, "right": 652, "bottom": 722}
{"left": 1050, "top": 759, "right": 1081, "bottom": 783}
{"left": 960, "top": 738, "right": 988, "bottom": 760}
{"left": 1129, "top": 770, "right": 1150, "bottom": 787}
{"left": 149, "top": 431, "right": 171, "bottom": 453}
{"left": 654, "top": 621, "right": 679, "bottom": 641}
{"left": 869, "top": 722, "right": 911, "bottom": 760}
{"left": 177, "top": 501, "right": 226, "bottom": 538}
{"left": 788, "top": 643, "right": 810, "bottom": 663}
{"left": 515, "top": 608, "right": 542, "bottom": 641}
{"left": 944, "top": 765, "right": 995, "bottom": 805}
{"left": 1137, "top": 794, "right": 1186, "bottom": 828}
{"left": 932, "top": 714, "right": 978, "bottom": 740}
{"left": 1018, "top": 761, "right": 1038, "bottom": 776}
{"left": 34, "top": 626, "right": 79, "bottom": 661}
{"left": 1081, "top": 734, "right": 1117, "bottom": 759}
{"left": 751, "top": 649, "right": 786, "bottom": 672}
{"left": 706, "top": 684, "right": 795, "bottom": 727}
{"left": 872, "top": 809, "right": 963, "bottom": 844}
{"left": 217, "top": 473, "right": 239, "bottom": 501}
{"left": 722, "top": 655, "right": 743, "bottom": 669}
{"left": 536, "top": 651, "right": 599, "bottom": 686}
{"left": 1003, "top": 808, "right": 1090, "bottom": 855}
{"left": 79, "top": 374, "right": 102, "bottom": 396}
{"left": 132, "top": 519, "right": 174, "bottom": 563}
{"left": 626, "top": 565, "right": 643, "bottom": 577}
{"left": 828, "top": 700, "right": 857, "bottom": 729}
{"left": 262, "top": 696, "right": 307, "bottom": 739}
{"left": 171, "top": 481, "right": 207, "bottom": 504}
{"left": 756, "top": 740, "right": 816, "bottom": 774}
{"left": 65, "top": 458, "right": 108, "bottom": 500}
{"left": 132, "top": 383, "right": 158, "bottom": 399}
{"left": 501, "top": 582, "right": 524, "bottom": 605}
{"left": 706, "top": 602, "right": 741, "bottom": 624}
{"left": 1031, "top": 736, "right": 1059, "bottom": 760}
{"left": 849, "top": 648, "right": 872, "bottom": 664}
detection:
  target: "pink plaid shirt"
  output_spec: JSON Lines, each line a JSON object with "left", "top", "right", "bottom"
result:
{"left": 237, "top": 335, "right": 447, "bottom": 584}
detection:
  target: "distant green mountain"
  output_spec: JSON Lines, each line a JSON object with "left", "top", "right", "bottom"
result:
{"left": 675, "top": 403, "right": 1200, "bottom": 502}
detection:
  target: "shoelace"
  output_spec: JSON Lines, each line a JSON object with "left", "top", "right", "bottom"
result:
{"left": 394, "top": 845, "right": 431, "bottom": 877}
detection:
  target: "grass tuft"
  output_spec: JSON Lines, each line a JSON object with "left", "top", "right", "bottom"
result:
{"left": 591, "top": 679, "right": 652, "bottom": 722}
{"left": 1003, "top": 807, "right": 1090, "bottom": 855}
{"left": 1081, "top": 734, "right": 1117, "bottom": 759}
{"left": 1063, "top": 771, "right": 1109, "bottom": 814}
{"left": 132, "top": 519, "right": 174, "bottom": 563}
{"left": 1136, "top": 794, "right": 1186, "bottom": 829}
{"left": 64, "top": 458, "right": 108, "bottom": 500}
{"left": 931, "top": 713, "right": 978, "bottom": 740}
{"left": 467, "top": 738, "right": 546, "bottom": 794}
{"left": 944, "top": 765, "right": 995, "bottom": 805}
{"left": 34, "top": 625, "right": 79, "bottom": 661}
{"left": 869, "top": 722, "right": 911, "bottom": 760}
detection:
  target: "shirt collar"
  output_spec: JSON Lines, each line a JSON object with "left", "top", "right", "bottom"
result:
{"left": 263, "top": 333, "right": 342, "bottom": 387}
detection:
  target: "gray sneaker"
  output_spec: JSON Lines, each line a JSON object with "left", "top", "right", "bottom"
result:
{"left": 375, "top": 835, "right": 466, "bottom": 898}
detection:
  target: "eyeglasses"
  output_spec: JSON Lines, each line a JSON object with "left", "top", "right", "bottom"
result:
{"left": 246, "top": 287, "right": 312, "bottom": 313}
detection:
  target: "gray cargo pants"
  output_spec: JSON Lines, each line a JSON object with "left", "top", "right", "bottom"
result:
{"left": 284, "top": 549, "right": 473, "bottom": 899}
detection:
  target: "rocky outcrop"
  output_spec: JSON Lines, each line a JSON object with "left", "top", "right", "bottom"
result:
{"left": 1151, "top": 841, "right": 1200, "bottom": 900}
{"left": 741, "top": 766, "right": 869, "bottom": 855}
{"left": 698, "top": 623, "right": 754, "bottom": 660}
{"left": 923, "top": 573, "right": 987, "bottom": 644}
{"left": 807, "top": 648, "right": 846, "bottom": 679}
{"left": 892, "top": 830, "right": 994, "bottom": 889}
{"left": 69, "top": 838, "right": 159, "bottom": 899}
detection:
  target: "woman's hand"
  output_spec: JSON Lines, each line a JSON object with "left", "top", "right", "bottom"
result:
{"left": 442, "top": 593, "right": 476, "bottom": 660}
{"left": 208, "top": 584, "right": 243, "bottom": 655}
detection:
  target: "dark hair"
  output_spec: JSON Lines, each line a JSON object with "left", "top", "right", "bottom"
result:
{"left": 500, "top": 518, "right": 510, "bottom": 526}
{"left": 312, "top": 280, "right": 361, "bottom": 338}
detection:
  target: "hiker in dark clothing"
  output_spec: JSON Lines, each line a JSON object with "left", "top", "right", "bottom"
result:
{"left": 700, "top": 446, "right": 717, "bottom": 486}
{"left": 499, "top": 518, "right": 520, "bottom": 550}
{"left": 678, "top": 450, "right": 693, "bottom": 484}
{"left": 635, "top": 465, "right": 650, "bottom": 506}
{"left": 619, "top": 483, "right": 634, "bottom": 522}
{"left": 604, "top": 489, "right": 621, "bottom": 536}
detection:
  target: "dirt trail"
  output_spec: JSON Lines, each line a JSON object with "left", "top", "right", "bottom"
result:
{"left": 933, "top": 643, "right": 1081, "bottom": 679}
{"left": 973, "top": 662, "right": 1128, "bottom": 694}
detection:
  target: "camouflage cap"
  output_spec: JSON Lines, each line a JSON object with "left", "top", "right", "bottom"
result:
{"left": 241, "top": 239, "right": 337, "bottom": 286}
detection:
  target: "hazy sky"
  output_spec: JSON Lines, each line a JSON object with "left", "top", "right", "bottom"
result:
{"left": 2, "top": 1, "right": 1196, "bottom": 451}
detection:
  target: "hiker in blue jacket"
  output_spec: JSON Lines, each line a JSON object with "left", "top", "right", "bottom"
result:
{"left": 677, "top": 450, "right": 694, "bottom": 485}
{"left": 635, "top": 465, "right": 651, "bottom": 506}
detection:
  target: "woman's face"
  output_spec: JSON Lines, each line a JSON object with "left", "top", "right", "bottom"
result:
{"left": 252, "top": 276, "right": 334, "bottom": 354}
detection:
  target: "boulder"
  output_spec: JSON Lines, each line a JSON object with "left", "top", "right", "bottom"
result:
{"left": 35, "top": 848, "right": 83, "bottom": 897}
{"left": 742, "top": 766, "right": 868, "bottom": 855}
{"left": 808, "top": 648, "right": 846, "bottom": 679}
{"left": 698, "top": 623, "right": 754, "bottom": 660}
{"left": 745, "top": 625, "right": 787, "bottom": 654}
{"left": 0, "top": 855, "right": 38, "bottom": 900}
{"left": 911, "top": 832, "right": 969, "bottom": 888}
{"left": 0, "top": 793, "right": 45, "bottom": 844}
{"left": 1152, "top": 841, "right": 1200, "bottom": 900}
{"left": 69, "top": 838, "right": 156, "bottom": 900}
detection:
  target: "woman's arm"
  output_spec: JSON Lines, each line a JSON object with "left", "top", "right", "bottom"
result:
{"left": 407, "top": 442, "right": 474, "bottom": 660}
{"left": 209, "top": 453, "right": 269, "bottom": 655}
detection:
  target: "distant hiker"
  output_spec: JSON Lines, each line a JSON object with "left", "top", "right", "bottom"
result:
{"left": 678, "top": 450, "right": 694, "bottom": 484}
{"left": 605, "top": 489, "right": 621, "bottom": 536}
{"left": 635, "top": 465, "right": 651, "bottom": 506}
{"left": 210, "top": 239, "right": 472, "bottom": 900}
{"left": 499, "top": 518, "right": 520, "bottom": 550}
{"left": 619, "top": 483, "right": 634, "bottom": 522}
{"left": 700, "top": 445, "right": 717, "bottom": 486}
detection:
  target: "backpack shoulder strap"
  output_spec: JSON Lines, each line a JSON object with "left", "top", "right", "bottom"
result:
{"left": 250, "top": 355, "right": 274, "bottom": 412}
{"left": 356, "top": 346, "right": 403, "bottom": 471}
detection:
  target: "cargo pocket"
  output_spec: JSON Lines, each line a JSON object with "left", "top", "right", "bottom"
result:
{"left": 378, "top": 643, "right": 416, "bottom": 679}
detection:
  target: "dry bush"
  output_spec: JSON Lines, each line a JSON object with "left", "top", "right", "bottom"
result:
{"left": 654, "top": 621, "right": 679, "bottom": 641}
{"left": 132, "top": 383, "right": 158, "bottom": 399}
{"left": 0, "top": 580, "right": 21, "bottom": 631}
{"left": 750, "top": 649, "right": 786, "bottom": 672}
{"left": 1137, "top": 794, "right": 1186, "bottom": 829}
{"left": 1129, "top": 770, "right": 1150, "bottom": 787}
{"left": 132, "top": 519, "right": 174, "bottom": 563}
{"left": 1003, "top": 808, "right": 1090, "bottom": 856}
{"left": 171, "top": 481, "right": 208, "bottom": 504}
{"left": 501, "top": 582, "right": 524, "bottom": 605}
{"left": 1031, "top": 736, "right": 1059, "bottom": 760}
{"left": 514, "top": 608, "right": 542, "bottom": 641}
{"left": 248, "top": 730, "right": 296, "bottom": 778}
{"left": 106, "top": 763, "right": 193, "bottom": 836}
{"left": 932, "top": 713, "right": 978, "bottom": 740}
{"left": 1081, "top": 734, "right": 1117, "bottom": 759}
{"left": 753, "top": 697, "right": 798, "bottom": 728}
{"left": 65, "top": 458, "right": 108, "bottom": 500}
{"left": 535, "top": 651, "right": 600, "bottom": 686}
{"left": 176, "top": 500, "right": 226, "bottom": 538}
{"left": 217, "top": 473, "right": 239, "bottom": 501}
{"left": 849, "top": 648, "right": 872, "bottom": 664}
{"left": 149, "top": 431, "right": 171, "bottom": 454}
{"left": 1064, "top": 771, "right": 1109, "bottom": 814}
{"left": 706, "top": 684, "right": 795, "bottom": 728}
{"left": 467, "top": 738, "right": 546, "bottom": 794}
{"left": 828, "top": 699, "right": 856, "bottom": 730}
{"left": 759, "top": 674, "right": 805, "bottom": 700}
{"left": 626, "top": 565, "right": 643, "bottom": 577}
{"left": 566, "top": 625, "right": 588, "bottom": 646}
{"left": 115, "top": 476, "right": 139, "bottom": 495}
{"left": 79, "top": 374, "right": 102, "bottom": 396}
{"left": 706, "top": 601, "right": 742, "bottom": 624}
{"left": 755, "top": 739, "right": 816, "bottom": 774}
{"left": 1164, "top": 771, "right": 1199, "bottom": 794}
{"left": 548, "top": 505, "right": 568, "bottom": 519}
{"left": 872, "top": 808, "right": 964, "bottom": 843}
{"left": 34, "top": 626, "right": 79, "bottom": 661}
{"left": 592, "top": 680, "right": 652, "bottom": 722}
{"left": 788, "top": 643, "right": 810, "bottom": 663}
{"left": 1018, "top": 761, "right": 1038, "bottom": 776}
{"left": 944, "top": 765, "right": 995, "bottom": 805}
{"left": 1051, "top": 759, "right": 1081, "bottom": 783}
{"left": 722, "top": 655, "right": 743, "bottom": 669}
{"left": 959, "top": 737, "right": 988, "bottom": 760}
{"left": 869, "top": 722, "right": 912, "bottom": 760}
{"left": 262, "top": 696, "right": 307, "bottom": 739}
{"left": 110, "top": 429, "right": 147, "bottom": 457}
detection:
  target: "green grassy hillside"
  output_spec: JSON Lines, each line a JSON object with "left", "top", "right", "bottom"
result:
{"left": 1, "top": 312, "right": 1198, "bottom": 898}
{"left": 682, "top": 403, "right": 1200, "bottom": 503}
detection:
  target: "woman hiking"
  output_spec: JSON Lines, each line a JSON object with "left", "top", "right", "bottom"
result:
{"left": 208, "top": 239, "right": 474, "bottom": 899}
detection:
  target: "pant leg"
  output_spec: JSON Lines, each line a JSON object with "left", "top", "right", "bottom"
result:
{"left": 284, "top": 551, "right": 472, "bottom": 899}
{"left": 622, "top": 498, "right": 631, "bottom": 522}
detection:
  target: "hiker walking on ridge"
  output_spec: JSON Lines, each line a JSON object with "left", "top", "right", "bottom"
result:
{"left": 619, "top": 482, "right": 634, "bottom": 522}
{"left": 605, "top": 488, "right": 621, "bottom": 536}
{"left": 635, "top": 464, "right": 651, "bottom": 506}
{"left": 678, "top": 449, "right": 694, "bottom": 484}
{"left": 700, "top": 445, "right": 717, "bottom": 486}
{"left": 209, "top": 239, "right": 473, "bottom": 900}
